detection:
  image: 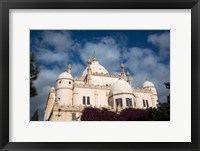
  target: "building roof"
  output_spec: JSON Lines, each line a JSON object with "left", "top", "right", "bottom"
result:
{"left": 57, "top": 71, "right": 73, "bottom": 80}
{"left": 143, "top": 80, "right": 155, "bottom": 87}
{"left": 110, "top": 78, "right": 133, "bottom": 94}
{"left": 81, "top": 60, "right": 109, "bottom": 77}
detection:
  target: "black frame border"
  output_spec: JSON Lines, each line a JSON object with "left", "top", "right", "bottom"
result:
{"left": 0, "top": 0, "right": 199, "bottom": 151}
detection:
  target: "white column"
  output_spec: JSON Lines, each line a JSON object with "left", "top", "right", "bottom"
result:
{"left": 94, "top": 91, "right": 98, "bottom": 106}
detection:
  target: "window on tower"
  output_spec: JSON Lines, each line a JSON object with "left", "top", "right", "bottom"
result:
{"left": 143, "top": 99, "right": 146, "bottom": 107}
{"left": 146, "top": 100, "right": 149, "bottom": 108}
{"left": 115, "top": 98, "right": 122, "bottom": 108}
{"left": 87, "top": 96, "right": 90, "bottom": 105}
{"left": 126, "top": 98, "right": 132, "bottom": 107}
{"left": 83, "top": 96, "right": 86, "bottom": 105}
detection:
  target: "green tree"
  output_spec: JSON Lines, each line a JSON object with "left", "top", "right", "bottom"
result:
{"left": 30, "top": 52, "right": 40, "bottom": 97}
{"left": 148, "top": 103, "right": 170, "bottom": 121}
{"left": 164, "top": 82, "right": 170, "bottom": 103}
{"left": 164, "top": 82, "right": 170, "bottom": 89}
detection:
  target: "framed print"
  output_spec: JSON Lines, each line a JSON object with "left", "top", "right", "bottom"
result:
{"left": 0, "top": 0, "right": 200, "bottom": 151}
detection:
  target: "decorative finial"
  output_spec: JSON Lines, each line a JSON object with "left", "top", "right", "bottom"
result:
{"left": 87, "top": 58, "right": 91, "bottom": 65}
{"left": 93, "top": 50, "right": 97, "bottom": 61}
{"left": 127, "top": 71, "right": 131, "bottom": 84}
{"left": 67, "top": 64, "right": 71, "bottom": 74}
{"left": 120, "top": 64, "right": 126, "bottom": 80}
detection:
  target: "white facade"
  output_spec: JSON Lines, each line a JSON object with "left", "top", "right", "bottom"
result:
{"left": 44, "top": 55, "right": 159, "bottom": 121}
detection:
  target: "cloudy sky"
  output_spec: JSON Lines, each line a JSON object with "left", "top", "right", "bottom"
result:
{"left": 30, "top": 30, "right": 170, "bottom": 120}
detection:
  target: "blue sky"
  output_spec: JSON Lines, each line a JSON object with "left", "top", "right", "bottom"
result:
{"left": 30, "top": 30, "right": 170, "bottom": 120}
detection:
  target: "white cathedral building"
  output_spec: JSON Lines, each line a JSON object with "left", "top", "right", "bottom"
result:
{"left": 44, "top": 53, "right": 158, "bottom": 121}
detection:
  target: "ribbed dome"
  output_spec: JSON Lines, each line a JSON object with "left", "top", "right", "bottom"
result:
{"left": 81, "top": 60, "right": 108, "bottom": 77}
{"left": 57, "top": 71, "right": 73, "bottom": 80}
{"left": 143, "top": 80, "right": 155, "bottom": 87}
{"left": 110, "top": 79, "right": 132, "bottom": 94}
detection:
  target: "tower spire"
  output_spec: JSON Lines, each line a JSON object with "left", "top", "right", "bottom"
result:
{"left": 127, "top": 71, "right": 131, "bottom": 85}
{"left": 93, "top": 50, "right": 97, "bottom": 61}
{"left": 67, "top": 64, "right": 71, "bottom": 74}
{"left": 121, "top": 64, "right": 126, "bottom": 80}
{"left": 86, "top": 58, "right": 92, "bottom": 84}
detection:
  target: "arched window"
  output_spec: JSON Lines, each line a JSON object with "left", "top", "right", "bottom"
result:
{"left": 87, "top": 96, "right": 90, "bottom": 105}
{"left": 83, "top": 96, "right": 86, "bottom": 105}
{"left": 146, "top": 100, "right": 149, "bottom": 108}
{"left": 143, "top": 99, "right": 146, "bottom": 107}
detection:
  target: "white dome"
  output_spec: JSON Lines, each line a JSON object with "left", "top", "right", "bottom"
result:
{"left": 143, "top": 80, "right": 155, "bottom": 87}
{"left": 110, "top": 79, "right": 133, "bottom": 94}
{"left": 57, "top": 71, "right": 73, "bottom": 80}
{"left": 81, "top": 60, "right": 108, "bottom": 77}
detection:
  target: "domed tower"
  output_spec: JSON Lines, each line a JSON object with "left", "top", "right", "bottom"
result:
{"left": 56, "top": 64, "right": 73, "bottom": 105}
{"left": 143, "top": 80, "right": 158, "bottom": 107}
{"left": 108, "top": 78, "right": 135, "bottom": 110}
{"left": 143, "top": 80, "right": 157, "bottom": 95}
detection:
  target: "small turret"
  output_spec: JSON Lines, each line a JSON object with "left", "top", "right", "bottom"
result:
{"left": 121, "top": 64, "right": 126, "bottom": 80}
{"left": 127, "top": 71, "right": 131, "bottom": 85}
{"left": 67, "top": 64, "right": 71, "bottom": 74}
{"left": 56, "top": 65, "right": 73, "bottom": 105}
{"left": 86, "top": 58, "right": 92, "bottom": 84}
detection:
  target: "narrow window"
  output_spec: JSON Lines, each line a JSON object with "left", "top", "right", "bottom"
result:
{"left": 119, "top": 100, "right": 122, "bottom": 107}
{"left": 130, "top": 99, "right": 133, "bottom": 107}
{"left": 116, "top": 99, "right": 119, "bottom": 107}
{"left": 146, "top": 100, "right": 149, "bottom": 108}
{"left": 143, "top": 99, "right": 146, "bottom": 107}
{"left": 126, "top": 99, "right": 129, "bottom": 107}
{"left": 126, "top": 98, "right": 132, "bottom": 107}
{"left": 69, "top": 81, "right": 71, "bottom": 84}
{"left": 116, "top": 98, "right": 122, "bottom": 108}
{"left": 83, "top": 96, "right": 86, "bottom": 105}
{"left": 59, "top": 80, "right": 61, "bottom": 84}
{"left": 87, "top": 96, "right": 90, "bottom": 105}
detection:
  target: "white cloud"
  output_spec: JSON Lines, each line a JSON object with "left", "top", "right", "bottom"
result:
{"left": 36, "top": 47, "right": 69, "bottom": 64}
{"left": 147, "top": 32, "right": 170, "bottom": 58}
{"left": 71, "top": 63, "right": 85, "bottom": 77}
{"left": 78, "top": 37, "right": 122, "bottom": 73}
{"left": 40, "top": 31, "right": 74, "bottom": 51}
{"left": 30, "top": 67, "right": 62, "bottom": 120}
{"left": 123, "top": 47, "right": 170, "bottom": 102}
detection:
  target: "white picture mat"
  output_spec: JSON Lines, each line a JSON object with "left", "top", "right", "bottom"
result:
{"left": 9, "top": 9, "right": 191, "bottom": 142}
